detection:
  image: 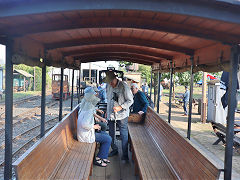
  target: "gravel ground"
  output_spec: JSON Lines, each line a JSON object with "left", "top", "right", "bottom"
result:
{"left": 158, "top": 99, "right": 240, "bottom": 178}
{"left": 0, "top": 95, "right": 79, "bottom": 179}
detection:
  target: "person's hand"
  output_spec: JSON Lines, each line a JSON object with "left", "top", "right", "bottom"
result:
{"left": 113, "top": 106, "right": 122, "bottom": 112}
{"left": 94, "top": 124, "right": 101, "bottom": 130}
{"left": 95, "top": 117, "right": 100, "bottom": 122}
{"left": 101, "top": 118, "right": 107, "bottom": 123}
{"left": 97, "top": 109, "right": 104, "bottom": 114}
{"left": 138, "top": 111, "right": 144, "bottom": 115}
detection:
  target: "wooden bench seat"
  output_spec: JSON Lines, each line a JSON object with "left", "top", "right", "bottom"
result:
{"left": 129, "top": 107, "right": 221, "bottom": 180}
{"left": 13, "top": 106, "right": 96, "bottom": 180}
{"left": 129, "top": 124, "right": 178, "bottom": 179}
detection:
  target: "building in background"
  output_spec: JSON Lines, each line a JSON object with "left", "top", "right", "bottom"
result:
{"left": 13, "top": 69, "right": 33, "bottom": 92}
{"left": 52, "top": 61, "right": 119, "bottom": 87}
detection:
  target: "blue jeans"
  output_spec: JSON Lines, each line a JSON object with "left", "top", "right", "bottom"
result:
{"left": 108, "top": 117, "right": 129, "bottom": 158}
{"left": 95, "top": 131, "right": 112, "bottom": 159}
{"left": 183, "top": 101, "right": 189, "bottom": 115}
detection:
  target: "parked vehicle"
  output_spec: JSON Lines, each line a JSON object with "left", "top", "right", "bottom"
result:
{"left": 52, "top": 74, "right": 70, "bottom": 100}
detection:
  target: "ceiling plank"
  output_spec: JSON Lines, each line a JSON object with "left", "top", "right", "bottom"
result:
{"left": 45, "top": 36, "right": 194, "bottom": 55}
{"left": 62, "top": 46, "right": 173, "bottom": 60}
{"left": 3, "top": 17, "right": 240, "bottom": 44}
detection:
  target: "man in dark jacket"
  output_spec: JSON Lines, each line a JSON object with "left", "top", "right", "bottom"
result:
{"left": 131, "top": 83, "right": 149, "bottom": 114}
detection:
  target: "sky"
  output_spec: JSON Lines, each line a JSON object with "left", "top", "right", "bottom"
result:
{"left": 0, "top": 44, "right": 6, "bottom": 65}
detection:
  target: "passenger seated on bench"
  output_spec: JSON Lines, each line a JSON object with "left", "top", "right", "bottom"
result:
{"left": 131, "top": 83, "right": 149, "bottom": 115}
{"left": 77, "top": 87, "right": 112, "bottom": 167}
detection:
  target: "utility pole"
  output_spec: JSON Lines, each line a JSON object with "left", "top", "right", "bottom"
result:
{"left": 201, "top": 72, "right": 207, "bottom": 123}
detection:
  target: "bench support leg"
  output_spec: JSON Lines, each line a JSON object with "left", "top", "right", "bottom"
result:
{"left": 132, "top": 150, "right": 139, "bottom": 176}
{"left": 213, "top": 132, "right": 226, "bottom": 145}
{"left": 90, "top": 161, "right": 93, "bottom": 176}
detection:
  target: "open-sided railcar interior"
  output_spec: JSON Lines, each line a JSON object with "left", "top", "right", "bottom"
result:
{"left": 1, "top": 0, "right": 240, "bottom": 179}
{"left": 12, "top": 106, "right": 96, "bottom": 180}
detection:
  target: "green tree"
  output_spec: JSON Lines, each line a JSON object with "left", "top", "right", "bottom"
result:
{"left": 119, "top": 61, "right": 133, "bottom": 67}
{"left": 174, "top": 71, "right": 203, "bottom": 86}
{"left": 137, "top": 64, "right": 151, "bottom": 84}
{"left": 14, "top": 64, "right": 52, "bottom": 91}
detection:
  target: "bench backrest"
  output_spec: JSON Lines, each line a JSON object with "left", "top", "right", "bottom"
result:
{"left": 144, "top": 107, "right": 220, "bottom": 180}
{"left": 13, "top": 106, "right": 78, "bottom": 179}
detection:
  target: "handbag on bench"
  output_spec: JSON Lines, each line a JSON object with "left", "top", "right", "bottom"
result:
{"left": 128, "top": 113, "right": 145, "bottom": 124}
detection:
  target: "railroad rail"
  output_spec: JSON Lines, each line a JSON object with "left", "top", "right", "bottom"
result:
{"left": 0, "top": 113, "right": 67, "bottom": 167}
{"left": 0, "top": 95, "right": 40, "bottom": 118}
{"left": 0, "top": 100, "right": 58, "bottom": 134}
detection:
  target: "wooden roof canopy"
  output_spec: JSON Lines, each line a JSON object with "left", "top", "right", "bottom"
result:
{"left": 0, "top": 0, "right": 240, "bottom": 72}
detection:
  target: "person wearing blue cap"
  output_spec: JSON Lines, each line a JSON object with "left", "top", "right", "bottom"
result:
{"left": 77, "top": 87, "right": 112, "bottom": 167}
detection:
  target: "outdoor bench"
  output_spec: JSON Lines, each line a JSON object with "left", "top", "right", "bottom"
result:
{"left": 211, "top": 121, "right": 240, "bottom": 146}
{"left": 13, "top": 106, "right": 96, "bottom": 180}
{"left": 128, "top": 107, "right": 222, "bottom": 180}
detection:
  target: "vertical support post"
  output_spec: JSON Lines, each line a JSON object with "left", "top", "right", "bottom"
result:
{"left": 224, "top": 45, "right": 239, "bottom": 180}
{"left": 76, "top": 70, "right": 79, "bottom": 99}
{"left": 201, "top": 72, "right": 207, "bottom": 123}
{"left": 40, "top": 64, "right": 46, "bottom": 137}
{"left": 78, "top": 64, "right": 81, "bottom": 104}
{"left": 59, "top": 68, "right": 64, "bottom": 122}
{"left": 23, "top": 76, "right": 26, "bottom": 92}
{"left": 33, "top": 67, "right": 36, "bottom": 91}
{"left": 154, "top": 73, "right": 157, "bottom": 107}
{"left": 187, "top": 56, "right": 194, "bottom": 140}
{"left": 89, "top": 62, "right": 92, "bottom": 83}
{"left": 71, "top": 69, "right": 74, "bottom": 110}
{"left": 4, "top": 40, "right": 13, "bottom": 180}
{"left": 157, "top": 71, "right": 161, "bottom": 113}
{"left": 168, "top": 60, "right": 173, "bottom": 123}
{"left": 150, "top": 70, "right": 153, "bottom": 99}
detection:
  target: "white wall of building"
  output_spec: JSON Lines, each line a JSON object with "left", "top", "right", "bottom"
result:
{"left": 52, "top": 61, "right": 119, "bottom": 86}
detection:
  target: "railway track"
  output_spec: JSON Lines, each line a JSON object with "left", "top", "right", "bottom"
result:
{"left": 0, "top": 113, "right": 67, "bottom": 166}
{"left": 0, "top": 100, "right": 58, "bottom": 134}
{"left": 0, "top": 95, "right": 40, "bottom": 118}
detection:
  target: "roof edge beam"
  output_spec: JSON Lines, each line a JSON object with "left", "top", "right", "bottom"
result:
{"left": 71, "top": 52, "right": 163, "bottom": 62}
{"left": 75, "top": 57, "right": 153, "bottom": 66}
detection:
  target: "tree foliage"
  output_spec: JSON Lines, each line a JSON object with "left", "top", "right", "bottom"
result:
{"left": 119, "top": 61, "right": 133, "bottom": 67}
{"left": 137, "top": 64, "right": 151, "bottom": 84}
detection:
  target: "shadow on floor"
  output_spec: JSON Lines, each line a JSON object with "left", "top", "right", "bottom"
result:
{"left": 90, "top": 139, "right": 139, "bottom": 180}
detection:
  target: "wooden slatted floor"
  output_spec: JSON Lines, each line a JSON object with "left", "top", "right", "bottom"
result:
{"left": 90, "top": 138, "right": 139, "bottom": 180}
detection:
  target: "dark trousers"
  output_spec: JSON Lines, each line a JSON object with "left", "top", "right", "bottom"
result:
{"left": 108, "top": 117, "right": 129, "bottom": 158}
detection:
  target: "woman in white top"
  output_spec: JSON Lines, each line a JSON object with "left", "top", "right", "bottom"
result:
{"left": 77, "top": 87, "right": 112, "bottom": 167}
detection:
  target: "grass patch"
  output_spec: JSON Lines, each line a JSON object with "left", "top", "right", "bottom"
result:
{"left": 150, "top": 85, "right": 203, "bottom": 100}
